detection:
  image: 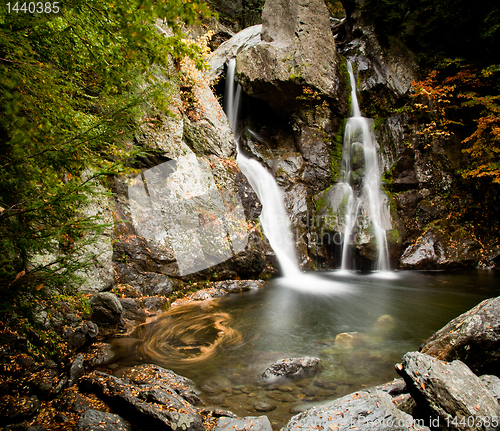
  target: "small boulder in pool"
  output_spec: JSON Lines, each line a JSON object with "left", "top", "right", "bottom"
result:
{"left": 261, "top": 357, "right": 322, "bottom": 381}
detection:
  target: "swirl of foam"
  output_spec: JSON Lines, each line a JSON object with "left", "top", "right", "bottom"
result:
{"left": 127, "top": 302, "right": 242, "bottom": 369}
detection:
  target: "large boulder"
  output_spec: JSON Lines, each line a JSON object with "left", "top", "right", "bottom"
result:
{"left": 396, "top": 352, "right": 500, "bottom": 431}
{"left": 79, "top": 370, "right": 204, "bottom": 431}
{"left": 113, "top": 154, "right": 269, "bottom": 282}
{"left": 113, "top": 124, "right": 270, "bottom": 281}
{"left": 89, "top": 292, "right": 124, "bottom": 332}
{"left": 419, "top": 296, "right": 500, "bottom": 375}
{"left": 120, "top": 364, "right": 201, "bottom": 406}
{"left": 236, "top": 0, "right": 343, "bottom": 112}
{"left": 109, "top": 29, "right": 273, "bottom": 284}
{"left": 399, "top": 228, "right": 483, "bottom": 270}
{"left": 283, "top": 389, "right": 430, "bottom": 431}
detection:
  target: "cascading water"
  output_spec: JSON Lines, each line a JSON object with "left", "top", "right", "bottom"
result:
{"left": 339, "top": 62, "right": 390, "bottom": 271}
{"left": 224, "top": 59, "right": 301, "bottom": 278}
{"left": 224, "top": 59, "right": 352, "bottom": 292}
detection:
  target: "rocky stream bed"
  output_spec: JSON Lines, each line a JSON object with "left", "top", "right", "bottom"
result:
{"left": 1, "top": 281, "right": 500, "bottom": 431}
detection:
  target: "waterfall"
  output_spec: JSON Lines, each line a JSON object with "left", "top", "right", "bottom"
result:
{"left": 339, "top": 62, "right": 390, "bottom": 271}
{"left": 224, "top": 59, "right": 301, "bottom": 278}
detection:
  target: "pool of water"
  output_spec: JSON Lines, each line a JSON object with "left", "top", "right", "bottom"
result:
{"left": 109, "top": 270, "right": 500, "bottom": 428}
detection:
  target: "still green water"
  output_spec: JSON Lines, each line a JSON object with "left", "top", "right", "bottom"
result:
{"left": 110, "top": 270, "right": 500, "bottom": 427}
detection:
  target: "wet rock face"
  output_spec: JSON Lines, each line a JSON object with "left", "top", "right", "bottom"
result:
{"left": 397, "top": 352, "right": 500, "bottom": 431}
{"left": 419, "top": 296, "right": 500, "bottom": 375}
{"left": 340, "top": 0, "right": 417, "bottom": 100}
{"left": 315, "top": 183, "right": 403, "bottom": 268}
{"left": 337, "top": 0, "right": 489, "bottom": 270}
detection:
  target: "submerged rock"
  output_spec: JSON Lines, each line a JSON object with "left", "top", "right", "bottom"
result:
{"left": 334, "top": 331, "right": 367, "bottom": 349}
{"left": 419, "top": 296, "right": 500, "bottom": 375}
{"left": 254, "top": 401, "right": 277, "bottom": 412}
{"left": 261, "top": 357, "right": 322, "bottom": 381}
{"left": 397, "top": 352, "right": 500, "bottom": 431}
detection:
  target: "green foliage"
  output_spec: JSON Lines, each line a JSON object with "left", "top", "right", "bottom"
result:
{"left": 0, "top": 0, "right": 212, "bottom": 294}
{"left": 243, "top": 0, "right": 266, "bottom": 15}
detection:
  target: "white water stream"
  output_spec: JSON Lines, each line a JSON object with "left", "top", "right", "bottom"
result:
{"left": 224, "top": 59, "right": 301, "bottom": 278}
{"left": 340, "top": 62, "right": 390, "bottom": 271}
